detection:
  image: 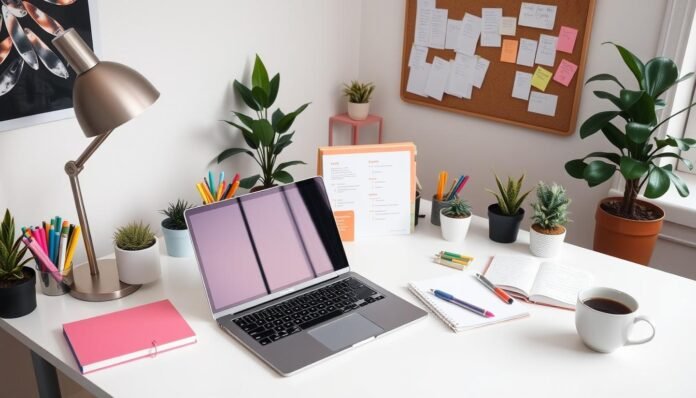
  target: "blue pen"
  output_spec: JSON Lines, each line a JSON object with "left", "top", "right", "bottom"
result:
{"left": 208, "top": 171, "right": 216, "bottom": 197}
{"left": 430, "top": 289, "right": 495, "bottom": 318}
{"left": 447, "top": 176, "right": 464, "bottom": 200}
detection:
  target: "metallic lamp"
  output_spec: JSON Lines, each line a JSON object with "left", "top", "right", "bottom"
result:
{"left": 53, "top": 28, "right": 160, "bottom": 301}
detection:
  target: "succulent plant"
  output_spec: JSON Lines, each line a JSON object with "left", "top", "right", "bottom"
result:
{"left": 160, "top": 200, "right": 193, "bottom": 231}
{"left": 343, "top": 81, "right": 375, "bottom": 104}
{"left": 0, "top": 209, "right": 32, "bottom": 281}
{"left": 486, "top": 173, "right": 532, "bottom": 216}
{"left": 531, "top": 182, "right": 571, "bottom": 231}
{"left": 443, "top": 198, "right": 472, "bottom": 218}
{"left": 114, "top": 222, "right": 156, "bottom": 251}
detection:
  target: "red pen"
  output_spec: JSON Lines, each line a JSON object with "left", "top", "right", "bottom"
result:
{"left": 475, "top": 273, "right": 514, "bottom": 304}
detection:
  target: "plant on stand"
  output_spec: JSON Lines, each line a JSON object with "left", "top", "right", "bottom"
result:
{"left": 160, "top": 200, "right": 194, "bottom": 258}
{"left": 218, "top": 55, "right": 310, "bottom": 191}
{"left": 486, "top": 174, "right": 532, "bottom": 243}
{"left": 343, "top": 81, "right": 375, "bottom": 121}
{"left": 565, "top": 43, "right": 696, "bottom": 264}
{"left": 440, "top": 198, "right": 473, "bottom": 242}
{"left": 114, "top": 222, "right": 161, "bottom": 285}
{"left": 529, "top": 182, "right": 571, "bottom": 258}
{"left": 0, "top": 209, "right": 36, "bottom": 318}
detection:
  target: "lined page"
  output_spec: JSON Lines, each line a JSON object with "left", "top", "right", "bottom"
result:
{"left": 485, "top": 255, "right": 540, "bottom": 297}
{"left": 530, "top": 262, "right": 592, "bottom": 308}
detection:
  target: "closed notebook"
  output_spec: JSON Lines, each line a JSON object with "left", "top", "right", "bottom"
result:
{"left": 409, "top": 272, "right": 529, "bottom": 332}
{"left": 63, "top": 299, "right": 196, "bottom": 374}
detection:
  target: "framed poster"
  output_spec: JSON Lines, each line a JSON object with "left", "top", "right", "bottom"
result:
{"left": 0, "top": 0, "right": 99, "bottom": 132}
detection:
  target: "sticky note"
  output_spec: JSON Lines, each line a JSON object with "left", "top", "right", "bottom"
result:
{"left": 531, "top": 66, "right": 553, "bottom": 91}
{"left": 553, "top": 59, "right": 578, "bottom": 87}
{"left": 501, "top": 39, "right": 518, "bottom": 63}
{"left": 512, "top": 71, "right": 532, "bottom": 100}
{"left": 517, "top": 38, "right": 537, "bottom": 67}
{"left": 500, "top": 17, "right": 517, "bottom": 36}
{"left": 528, "top": 91, "right": 558, "bottom": 116}
{"left": 557, "top": 26, "right": 578, "bottom": 54}
{"left": 535, "top": 34, "right": 557, "bottom": 67}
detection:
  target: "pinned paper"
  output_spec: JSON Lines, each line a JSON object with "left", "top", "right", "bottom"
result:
{"left": 418, "top": 0, "right": 436, "bottom": 9}
{"left": 429, "top": 9, "right": 448, "bottom": 49}
{"left": 456, "top": 13, "right": 482, "bottom": 56}
{"left": 501, "top": 39, "right": 518, "bottom": 63}
{"left": 445, "top": 19, "right": 462, "bottom": 50}
{"left": 528, "top": 91, "right": 557, "bottom": 116}
{"left": 481, "top": 8, "right": 502, "bottom": 47}
{"left": 415, "top": 8, "right": 433, "bottom": 47}
{"left": 553, "top": 59, "right": 578, "bottom": 87}
{"left": 535, "top": 34, "right": 557, "bottom": 67}
{"left": 557, "top": 26, "right": 578, "bottom": 54}
{"left": 512, "top": 71, "right": 532, "bottom": 100}
{"left": 472, "top": 56, "right": 490, "bottom": 88}
{"left": 500, "top": 17, "right": 517, "bottom": 36}
{"left": 446, "top": 56, "right": 475, "bottom": 99}
{"left": 406, "top": 63, "right": 431, "bottom": 97}
{"left": 519, "top": 2, "right": 557, "bottom": 30}
{"left": 424, "top": 57, "right": 451, "bottom": 101}
{"left": 531, "top": 66, "right": 553, "bottom": 91}
{"left": 517, "top": 38, "right": 537, "bottom": 67}
{"left": 408, "top": 45, "right": 428, "bottom": 67}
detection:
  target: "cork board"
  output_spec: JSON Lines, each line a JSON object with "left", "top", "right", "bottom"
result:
{"left": 400, "top": 0, "right": 596, "bottom": 136}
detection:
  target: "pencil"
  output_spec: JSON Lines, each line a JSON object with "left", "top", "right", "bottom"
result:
{"left": 63, "top": 226, "right": 80, "bottom": 275}
{"left": 221, "top": 183, "right": 233, "bottom": 200}
{"left": 436, "top": 172, "right": 444, "bottom": 201}
{"left": 226, "top": 181, "right": 240, "bottom": 199}
{"left": 216, "top": 180, "right": 226, "bottom": 202}
{"left": 196, "top": 183, "right": 211, "bottom": 204}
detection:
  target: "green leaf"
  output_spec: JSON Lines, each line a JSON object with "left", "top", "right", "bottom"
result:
{"left": 603, "top": 42, "right": 645, "bottom": 88}
{"left": 276, "top": 103, "right": 310, "bottom": 134}
{"left": 239, "top": 175, "right": 261, "bottom": 189}
{"left": 223, "top": 120, "right": 258, "bottom": 149}
{"left": 665, "top": 165, "right": 690, "bottom": 197}
{"left": 217, "top": 148, "right": 255, "bottom": 163}
{"left": 580, "top": 111, "right": 620, "bottom": 138}
{"left": 625, "top": 91, "right": 657, "bottom": 124}
{"left": 674, "top": 72, "right": 695, "bottom": 86}
{"left": 625, "top": 122, "right": 654, "bottom": 144}
{"left": 584, "top": 152, "right": 621, "bottom": 165}
{"left": 232, "top": 112, "right": 255, "bottom": 129}
{"left": 233, "top": 80, "right": 260, "bottom": 111}
{"left": 252, "top": 119, "right": 275, "bottom": 147}
{"left": 272, "top": 170, "right": 294, "bottom": 184}
{"left": 593, "top": 91, "right": 623, "bottom": 109}
{"left": 565, "top": 159, "right": 587, "bottom": 179}
{"left": 586, "top": 73, "right": 625, "bottom": 89}
{"left": 583, "top": 160, "right": 617, "bottom": 187}
{"left": 271, "top": 109, "right": 285, "bottom": 131}
{"left": 644, "top": 165, "right": 671, "bottom": 198}
{"left": 252, "top": 86, "right": 269, "bottom": 109}
{"left": 267, "top": 74, "right": 280, "bottom": 107}
{"left": 274, "top": 133, "right": 294, "bottom": 154}
{"left": 644, "top": 57, "right": 678, "bottom": 98}
{"left": 618, "top": 89, "right": 644, "bottom": 110}
{"left": 648, "top": 153, "right": 694, "bottom": 170}
{"left": 601, "top": 123, "right": 627, "bottom": 149}
{"left": 251, "top": 55, "right": 270, "bottom": 95}
{"left": 275, "top": 160, "right": 306, "bottom": 172}
{"left": 620, "top": 156, "right": 650, "bottom": 180}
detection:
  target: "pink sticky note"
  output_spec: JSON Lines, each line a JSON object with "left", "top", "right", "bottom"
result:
{"left": 553, "top": 59, "right": 579, "bottom": 87}
{"left": 557, "top": 26, "right": 578, "bottom": 54}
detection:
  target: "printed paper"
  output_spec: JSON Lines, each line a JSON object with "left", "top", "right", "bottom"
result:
{"left": 429, "top": 9, "right": 448, "bottom": 49}
{"left": 445, "top": 19, "right": 462, "bottom": 50}
{"left": 535, "top": 34, "right": 557, "bottom": 67}
{"left": 472, "top": 56, "right": 490, "bottom": 88}
{"left": 424, "top": 57, "right": 451, "bottom": 101}
{"left": 481, "top": 8, "right": 502, "bottom": 47}
{"left": 512, "top": 71, "right": 533, "bottom": 100}
{"left": 500, "top": 17, "right": 517, "bottom": 36}
{"left": 501, "top": 39, "right": 518, "bottom": 63}
{"left": 557, "top": 26, "right": 578, "bottom": 54}
{"left": 406, "top": 63, "right": 431, "bottom": 97}
{"left": 418, "top": 0, "right": 436, "bottom": 9}
{"left": 517, "top": 38, "right": 537, "bottom": 67}
{"left": 456, "top": 13, "right": 482, "bottom": 56}
{"left": 415, "top": 8, "right": 433, "bottom": 47}
{"left": 446, "top": 55, "right": 476, "bottom": 99}
{"left": 528, "top": 91, "right": 558, "bottom": 116}
{"left": 553, "top": 59, "right": 578, "bottom": 87}
{"left": 518, "top": 2, "right": 557, "bottom": 30}
{"left": 531, "top": 66, "right": 553, "bottom": 91}
{"left": 408, "top": 45, "right": 428, "bottom": 67}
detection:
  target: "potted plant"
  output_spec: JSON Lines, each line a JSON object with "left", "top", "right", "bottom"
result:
{"left": 565, "top": 43, "right": 696, "bottom": 265}
{"left": 486, "top": 174, "right": 532, "bottom": 243}
{"left": 217, "top": 55, "right": 310, "bottom": 192}
{"left": 440, "top": 198, "right": 473, "bottom": 242}
{"left": 0, "top": 209, "right": 36, "bottom": 318}
{"left": 160, "top": 200, "right": 194, "bottom": 258}
{"left": 529, "top": 182, "right": 571, "bottom": 258}
{"left": 114, "top": 221, "right": 161, "bottom": 285}
{"left": 343, "top": 81, "right": 375, "bottom": 121}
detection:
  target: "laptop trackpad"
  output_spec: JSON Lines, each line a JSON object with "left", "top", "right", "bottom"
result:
{"left": 308, "top": 313, "right": 384, "bottom": 352}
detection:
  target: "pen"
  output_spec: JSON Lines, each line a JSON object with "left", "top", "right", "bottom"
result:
{"left": 447, "top": 175, "right": 464, "bottom": 200}
{"left": 64, "top": 225, "right": 81, "bottom": 275}
{"left": 208, "top": 171, "right": 216, "bottom": 198}
{"left": 430, "top": 289, "right": 494, "bottom": 318}
{"left": 22, "top": 237, "right": 63, "bottom": 283}
{"left": 57, "top": 222, "right": 69, "bottom": 272}
{"left": 475, "top": 273, "right": 514, "bottom": 304}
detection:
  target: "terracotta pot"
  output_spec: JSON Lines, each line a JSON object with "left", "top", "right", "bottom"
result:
{"left": 593, "top": 197, "right": 664, "bottom": 266}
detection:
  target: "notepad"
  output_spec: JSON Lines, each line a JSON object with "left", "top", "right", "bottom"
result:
{"left": 409, "top": 272, "right": 529, "bottom": 332}
{"left": 484, "top": 255, "right": 592, "bottom": 310}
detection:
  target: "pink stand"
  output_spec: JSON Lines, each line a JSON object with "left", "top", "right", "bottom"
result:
{"left": 328, "top": 114, "right": 383, "bottom": 146}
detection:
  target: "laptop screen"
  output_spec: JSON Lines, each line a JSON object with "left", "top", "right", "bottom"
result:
{"left": 186, "top": 177, "right": 349, "bottom": 313}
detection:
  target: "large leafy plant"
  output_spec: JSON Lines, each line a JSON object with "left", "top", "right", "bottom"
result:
{"left": 217, "top": 55, "right": 309, "bottom": 189}
{"left": 566, "top": 43, "right": 696, "bottom": 219}
{"left": 0, "top": 209, "right": 32, "bottom": 281}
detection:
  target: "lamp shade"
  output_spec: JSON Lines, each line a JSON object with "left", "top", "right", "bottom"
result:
{"left": 53, "top": 29, "right": 160, "bottom": 137}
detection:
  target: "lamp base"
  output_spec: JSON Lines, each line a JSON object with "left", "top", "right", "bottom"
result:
{"left": 69, "top": 259, "right": 140, "bottom": 301}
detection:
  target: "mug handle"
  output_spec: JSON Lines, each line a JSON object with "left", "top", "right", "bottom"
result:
{"left": 626, "top": 315, "right": 656, "bottom": 345}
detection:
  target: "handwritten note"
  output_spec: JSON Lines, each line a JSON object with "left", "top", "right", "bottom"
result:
{"left": 446, "top": 55, "right": 475, "bottom": 99}
{"left": 408, "top": 45, "right": 428, "bottom": 67}
{"left": 501, "top": 39, "right": 518, "bottom": 63}
{"left": 429, "top": 9, "right": 448, "bottom": 49}
{"left": 553, "top": 59, "right": 578, "bottom": 87}
{"left": 418, "top": 0, "right": 435, "bottom": 9}
{"left": 500, "top": 17, "right": 517, "bottom": 36}
{"left": 519, "top": 3, "right": 557, "bottom": 30}
{"left": 531, "top": 66, "right": 553, "bottom": 91}
{"left": 456, "top": 13, "right": 482, "bottom": 56}
{"left": 517, "top": 38, "right": 537, "bottom": 67}
{"left": 481, "top": 8, "right": 502, "bottom": 47}
{"left": 472, "top": 56, "right": 490, "bottom": 88}
{"left": 557, "top": 26, "right": 578, "bottom": 54}
{"left": 528, "top": 91, "right": 558, "bottom": 116}
{"left": 445, "top": 19, "right": 462, "bottom": 50}
{"left": 535, "top": 34, "right": 557, "bottom": 67}
{"left": 512, "top": 71, "right": 532, "bottom": 100}
{"left": 425, "top": 57, "right": 451, "bottom": 101}
{"left": 414, "top": 8, "right": 433, "bottom": 47}
{"left": 406, "top": 63, "right": 431, "bottom": 97}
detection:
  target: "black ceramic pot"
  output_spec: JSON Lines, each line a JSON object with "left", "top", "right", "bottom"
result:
{"left": 0, "top": 267, "right": 37, "bottom": 319}
{"left": 488, "top": 204, "right": 524, "bottom": 243}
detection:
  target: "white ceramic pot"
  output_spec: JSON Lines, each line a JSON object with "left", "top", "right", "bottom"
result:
{"left": 115, "top": 237, "right": 162, "bottom": 285}
{"left": 440, "top": 209, "right": 472, "bottom": 242}
{"left": 162, "top": 222, "right": 193, "bottom": 258}
{"left": 347, "top": 102, "right": 370, "bottom": 120}
{"left": 529, "top": 225, "right": 566, "bottom": 258}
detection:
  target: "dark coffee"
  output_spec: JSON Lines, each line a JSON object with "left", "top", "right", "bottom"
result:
{"left": 584, "top": 298, "right": 632, "bottom": 315}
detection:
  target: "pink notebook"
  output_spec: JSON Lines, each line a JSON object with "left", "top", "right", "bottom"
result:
{"left": 63, "top": 299, "right": 196, "bottom": 374}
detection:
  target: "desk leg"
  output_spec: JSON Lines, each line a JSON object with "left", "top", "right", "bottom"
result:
{"left": 31, "top": 351, "right": 61, "bottom": 398}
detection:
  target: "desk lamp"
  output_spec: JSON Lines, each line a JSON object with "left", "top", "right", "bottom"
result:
{"left": 53, "top": 28, "right": 160, "bottom": 301}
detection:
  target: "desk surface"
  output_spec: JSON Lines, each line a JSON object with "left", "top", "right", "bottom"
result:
{"left": 2, "top": 202, "right": 696, "bottom": 397}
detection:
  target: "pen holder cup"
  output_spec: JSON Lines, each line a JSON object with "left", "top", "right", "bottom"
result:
{"left": 431, "top": 195, "right": 453, "bottom": 226}
{"left": 36, "top": 265, "right": 72, "bottom": 296}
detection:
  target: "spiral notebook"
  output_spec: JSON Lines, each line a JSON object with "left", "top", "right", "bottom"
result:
{"left": 408, "top": 272, "right": 529, "bottom": 332}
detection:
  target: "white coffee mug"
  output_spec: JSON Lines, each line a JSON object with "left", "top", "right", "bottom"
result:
{"left": 575, "top": 287, "right": 656, "bottom": 353}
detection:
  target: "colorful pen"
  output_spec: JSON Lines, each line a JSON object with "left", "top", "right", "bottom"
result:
{"left": 430, "top": 289, "right": 494, "bottom": 318}
{"left": 475, "top": 273, "right": 514, "bottom": 304}
{"left": 22, "top": 237, "right": 63, "bottom": 283}
{"left": 208, "top": 171, "right": 216, "bottom": 198}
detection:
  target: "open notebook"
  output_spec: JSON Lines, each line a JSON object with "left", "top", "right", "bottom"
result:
{"left": 484, "top": 255, "right": 592, "bottom": 310}
{"left": 409, "top": 272, "right": 529, "bottom": 332}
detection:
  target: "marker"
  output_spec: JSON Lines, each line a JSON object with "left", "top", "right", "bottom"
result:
{"left": 208, "top": 171, "right": 216, "bottom": 198}
{"left": 454, "top": 175, "right": 470, "bottom": 197}
{"left": 227, "top": 180, "right": 240, "bottom": 198}
{"left": 63, "top": 226, "right": 81, "bottom": 275}
{"left": 447, "top": 175, "right": 464, "bottom": 200}
{"left": 22, "top": 237, "right": 62, "bottom": 283}
{"left": 220, "top": 183, "right": 233, "bottom": 200}
{"left": 437, "top": 254, "right": 469, "bottom": 266}
{"left": 440, "top": 251, "right": 474, "bottom": 262}
{"left": 430, "top": 289, "right": 494, "bottom": 318}
{"left": 216, "top": 180, "right": 226, "bottom": 202}
{"left": 475, "top": 273, "right": 514, "bottom": 304}
{"left": 57, "top": 222, "right": 69, "bottom": 272}
{"left": 434, "top": 257, "right": 466, "bottom": 270}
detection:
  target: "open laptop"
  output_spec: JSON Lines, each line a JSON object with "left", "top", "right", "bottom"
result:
{"left": 185, "top": 176, "right": 426, "bottom": 376}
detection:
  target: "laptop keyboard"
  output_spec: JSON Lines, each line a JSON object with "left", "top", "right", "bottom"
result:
{"left": 233, "top": 277, "right": 384, "bottom": 346}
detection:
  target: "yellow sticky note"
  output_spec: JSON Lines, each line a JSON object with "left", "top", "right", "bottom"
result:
{"left": 531, "top": 66, "right": 553, "bottom": 91}
{"left": 500, "top": 39, "right": 518, "bottom": 63}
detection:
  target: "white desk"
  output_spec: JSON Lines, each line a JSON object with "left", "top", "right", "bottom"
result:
{"left": 2, "top": 201, "right": 696, "bottom": 397}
